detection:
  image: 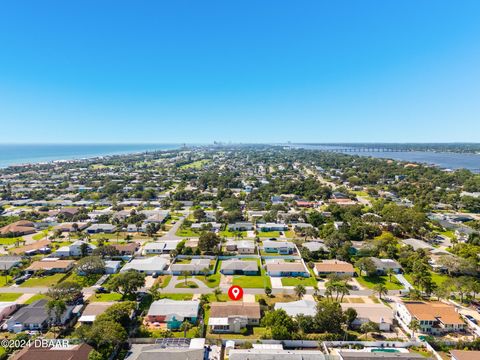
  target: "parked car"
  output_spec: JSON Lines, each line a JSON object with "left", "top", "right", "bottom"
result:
{"left": 465, "top": 315, "right": 477, "bottom": 324}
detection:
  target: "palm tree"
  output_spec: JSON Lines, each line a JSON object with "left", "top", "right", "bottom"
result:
{"left": 180, "top": 320, "right": 193, "bottom": 337}
{"left": 360, "top": 321, "right": 379, "bottom": 341}
{"left": 181, "top": 271, "right": 190, "bottom": 285}
{"left": 374, "top": 283, "right": 388, "bottom": 300}
{"left": 386, "top": 268, "right": 394, "bottom": 282}
{"left": 294, "top": 284, "right": 306, "bottom": 299}
{"left": 409, "top": 318, "right": 420, "bottom": 339}
{"left": 213, "top": 288, "right": 222, "bottom": 301}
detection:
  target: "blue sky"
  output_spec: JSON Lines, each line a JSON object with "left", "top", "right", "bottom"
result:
{"left": 1, "top": 1, "right": 480, "bottom": 143}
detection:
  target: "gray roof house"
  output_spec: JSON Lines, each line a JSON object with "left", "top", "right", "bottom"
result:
{"left": 371, "top": 257, "right": 402, "bottom": 275}
{"left": 0, "top": 256, "right": 23, "bottom": 271}
{"left": 6, "top": 299, "right": 73, "bottom": 332}
{"left": 220, "top": 259, "right": 259, "bottom": 275}
{"left": 225, "top": 240, "right": 255, "bottom": 254}
{"left": 85, "top": 224, "right": 116, "bottom": 234}
{"left": 170, "top": 259, "right": 211, "bottom": 275}
{"left": 274, "top": 300, "right": 317, "bottom": 317}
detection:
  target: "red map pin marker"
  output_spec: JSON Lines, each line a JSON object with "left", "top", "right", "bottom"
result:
{"left": 228, "top": 285, "right": 243, "bottom": 301}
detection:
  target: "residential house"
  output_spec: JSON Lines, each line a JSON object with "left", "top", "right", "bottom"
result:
{"left": 229, "top": 349, "right": 330, "bottom": 360}
{"left": 265, "top": 259, "right": 309, "bottom": 277}
{"left": 208, "top": 302, "right": 261, "bottom": 333}
{"left": 0, "top": 302, "right": 18, "bottom": 321}
{"left": 121, "top": 256, "right": 169, "bottom": 275}
{"left": 7, "top": 299, "right": 74, "bottom": 332}
{"left": 262, "top": 240, "right": 295, "bottom": 255}
{"left": 371, "top": 257, "right": 402, "bottom": 275}
{"left": 54, "top": 240, "right": 96, "bottom": 257}
{"left": 143, "top": 240, "right": 181, "bottom": 255}
{"left": 220, "top": 259, "right": 259, "bottom": 275}
{"left": 274, "top": 300, "right": 316, "bottom": 317}
{"left": 85, "top": 223, "right": 115, "bottom": 234}
{"left": 104, "top": 260, "right": 121, "bottom": 274}
{"left": 340, "top": 303, "right": 394, "bottom": 331}
{"left": 125, "top": 342, "right": 206, "bottom": 360}
{"left": 302, "top": 241, "right": 328, "bottom": 253}
{"left": 190, "top": 222, "right": 222, "bottom": 231}
{"left": 0, "top": 220, "right": 36, "bottom": 236}
{"left": 53, "top": 222, "right": 88, "bottom": 233}
{"left": 257, "top": 223, "right": 288, "bottom": 232}
{"left": 170, "top": 258, "right": 211, "bottom": 275}
{"left": 26, "top": 259, "right": 75, "bottom": 274}
{"left": 225, "top": 240, "right": 255, "bottom": 254}
{"left": 338, "top": 351, "right": 428, "bottom": 360}
{"left": 78, "top": 302, "right": 112, "bottom": 324}
{"left": 10, "top": 239, "right": 51, "bottom": 256}
{"left": 450, "top": 350, "right": 480, "bottom": 360}
{"left": 228, "top": 222, "right": 254, "bottom": 231}
{"left": 112, "top": 242, "right": 139, "bottom": 256}
{"left": 396, "top": 301, "right": 465, "bottom": 334}
{"left": 314, "top": 260, "right": 355, "bottom": 277}
{"left": 146, "top": 299, "right": 199, "bottom": 330}
{"left": 0, "top": 256, "right": 23, "bottom": 271}
{"left": 11, "top": 344, "right": 93, "bottom": 360}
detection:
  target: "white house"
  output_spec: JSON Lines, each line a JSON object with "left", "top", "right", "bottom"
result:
{"left": 54, "top": 240, "right": 96, "bottom": 257}
{"left": 121, "top": 256, "right": 170, "bottom": 275}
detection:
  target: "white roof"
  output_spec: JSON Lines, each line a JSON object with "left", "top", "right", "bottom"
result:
{"left": 147, "top": 299, "right": 199, "bottom": 319}
{"left": 78, "top": 315, "right": 96, "bottom": 323}
{"left": 208, "top": 317, "right": 229, "bottom": 325}
{"left": 121, "top": 256, "right": 169, "bottom": 272}
{"left": 274, "top": 300, "right": 317, "bottom": 317}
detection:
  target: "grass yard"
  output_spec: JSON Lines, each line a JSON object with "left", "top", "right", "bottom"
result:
{"left": 0, "top": 275, "right": 12, "bottom": 287}
{"left": 90, "top": 292, "right": 124, "bottom": 302}
{"left": 341, "top": 297, "right": 365, "bottom": 303}
{"left": 175, "top": 281, "right": 199, "bottom": 288}
{"left": 257, "top": 231, "right": 281, "bottom": 238}
{"left": 32, "top": 231, "right": 49, "bottom": 241}
{"left": 356, "top": 274, "right": 404, "bottom": 290}
{"left": 176, "top": 228, "right": 200, "bottom": 237}
{"left": 63, "top": 273, "right": 101, "bottom": 287}
{"left": 20, "top": 273, "right": 65, "bottom": 287}
{"left": 218, "top": 230, "right": 247, "bottom": 238}
{"left": 195, "top": 274, "right": 220, "bottom": 288}
{"left": 404, "top": 272, "right": 449, "bottom": 289}
{"left": 255, "top": 293, "right": 297, "bottom": 306}
{"left": 180, "top": 159, "right": 211, "bottom": 169}
{"left": 156, "top": 275, "right": 172, "bottom": 288}
{"left": 281, "top": 276, "right": 317, "bottom": 287}
{"left": 207, "top": 326, "right": 268, "bottom": 340}
{"left": 233, "top": 275, "right": 271, "bottom": 288}
{"left": 284, "top": 230, "right": 296, "bottom": 238}
{"left": 158, "top": 293, "right": 194, "bottom": 301}
{"left": 0, "top": 293, "right": 22, "bottom": 301}
{"left": 24, "top": 294, "right": 47, "bottom": 304}
{"left": 0, "top": 237, "right": 22, "bottom": 245}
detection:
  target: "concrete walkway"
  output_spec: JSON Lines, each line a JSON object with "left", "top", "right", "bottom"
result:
{"left": 395, "top": 274, "right": 413, "bottom": 290}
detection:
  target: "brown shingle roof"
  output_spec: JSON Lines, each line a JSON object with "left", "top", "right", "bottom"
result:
{"left": 0, "top": 220, "right": 35, "bottom": 235}
{"left": 315, "top": 260, "right": 355, "bottom": 273}
{"left": 404, "top": 302, "right": 464, "bottom": 325}
{"left": 26, "top": 260, "right": 75, "bottom": 271}
{"left": 11, "top": 344, "right": 93, "bottom": 360}
{"left": 10, "top": 239, "right": 51, "bottom": 255}
{"left": 450, "top": 350, "right": 480, "bottom": 360}
{"left": 210, "top": 302, "right": 260, "bottom": 319}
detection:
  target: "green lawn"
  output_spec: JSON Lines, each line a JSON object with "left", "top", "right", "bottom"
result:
{"left": 20, "top": 273, "right": 65, "bottom": 287}
{"left": 176, "top": 228, "right": 200, "bottom": 237}
{"left": 207, "top": 326, "right": 268, "bottom": 340}
{"left": 158, "top": 293, "right": 194, "bottom": 300}
{"left": 63, "top": 273, "right": 101, "bottom": 287}
{"left": 195, "top": 274, "right": 220, "bottom": 288}
{"left": 157, "top": 275, "right": 172, "bottom": 288}
{"left": 356, "top": 274, "right": 404, "bottom": 290}
{"left": 180, "top": 159, "right": 211, "bottom": 169}
{"left": 24, "top": 294, "right": 47, "bottom": 304}
{"left": 90, "top": 292, "right": 123, "bottom": 302}
{"left": 175, "top": 281, "right": 199, "bottom": 288}
{"left": 404, "top": 272, "right": 449, "bottom": 289}
{"left": 257, "top": 231, "right": 281, "bottom": 238}
{"left": 0, "top": 237, "right": 22, "bottom": 245}
{"left": 281, "top": 276, "right": 317, "bottom": 287}
{"left": 32, "top": 231, "right": 49, "bottom": 241}
{"left": 233, "top": 275, "right": 271, "bottom": 288}
{"left": 0, "top": 293, "right": 22, "bottom": 301}
{"left": 0, "top": 275, "right": 12, "bottom": 287}
{"left": 218, "top": 231, "right": 247, "bottom": 238}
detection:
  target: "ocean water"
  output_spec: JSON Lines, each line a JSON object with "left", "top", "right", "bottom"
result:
{"left": 0, "top": 144, "right": 180, "bottom": 168}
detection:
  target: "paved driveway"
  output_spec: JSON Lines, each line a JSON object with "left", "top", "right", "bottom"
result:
{"left": 270, "top": 277, "right": 283, "bottom": 289}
